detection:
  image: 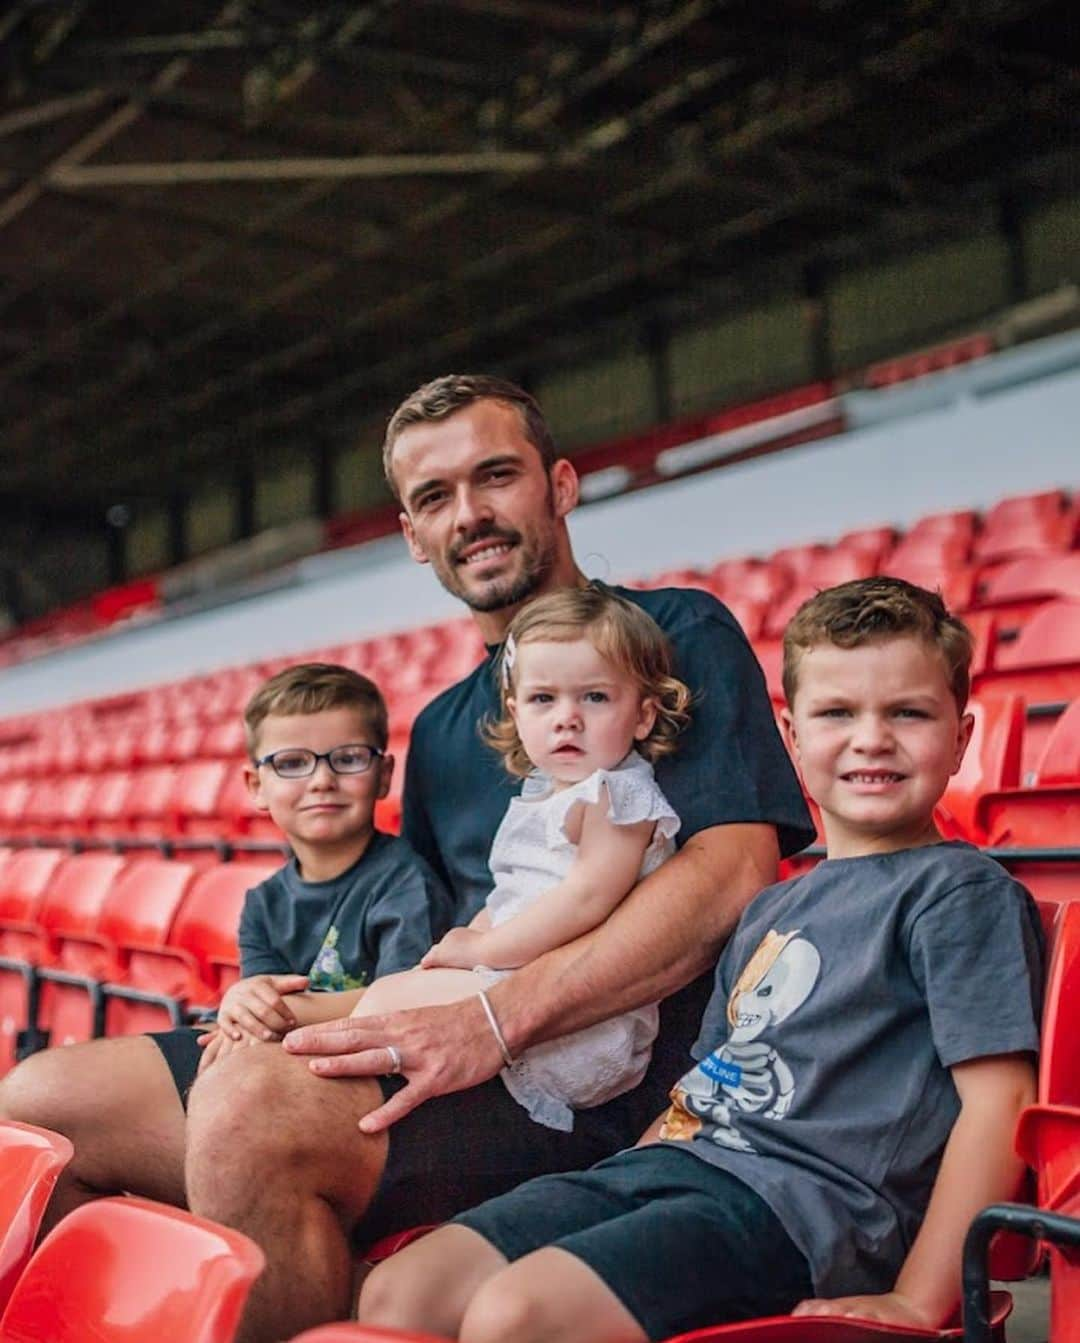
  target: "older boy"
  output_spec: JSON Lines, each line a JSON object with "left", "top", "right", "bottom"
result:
{"left": 358, "top": 577, "right": 1042, "bottom": 1340}
{"left": 0, "top": 662, "right": 452, "bottom": 1225}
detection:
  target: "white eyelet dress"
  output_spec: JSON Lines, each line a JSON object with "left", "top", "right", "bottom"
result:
{"left": 479, "top": 750, "right": 680, "bottom": 1131}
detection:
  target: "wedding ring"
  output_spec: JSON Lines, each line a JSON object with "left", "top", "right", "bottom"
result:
{"left": 385, "top": 1044, "right": 403, "bottom": 1075}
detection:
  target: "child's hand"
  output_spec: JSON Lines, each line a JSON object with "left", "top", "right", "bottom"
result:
{"left": 421, "top": 928, "right": 489, "bottom": 970}
{"left": 196, "top": 1026, "right": 263, "bottom": 1075}
{"left": 792, "top": 1292, "right": 935, "bottom": 1326}
{"left": 218, "top": 974, "right": 310, "bottom": 1041}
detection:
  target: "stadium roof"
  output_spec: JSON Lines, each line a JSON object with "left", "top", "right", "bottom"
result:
{"left": 0, "top": 0, "right": 1076, "bottom": 517}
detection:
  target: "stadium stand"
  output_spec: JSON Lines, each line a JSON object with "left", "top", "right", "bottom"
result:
{"left": 0, "top": 383, "right": 1071, "bottom": 1340}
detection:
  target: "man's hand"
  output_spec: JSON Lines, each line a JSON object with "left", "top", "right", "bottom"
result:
{"left": 420, "top": 927, "right": 490, "bottom": 970}
{"left": 218, "top": 973, "right": 310, "bottom": 1041}
{"left": 792, "top": 1292, "right": 936, "bottom": 1325}
{"left": 283, "top": 997, "right": 504, "bottom": 1133}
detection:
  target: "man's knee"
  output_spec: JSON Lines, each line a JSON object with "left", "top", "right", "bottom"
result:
{"left": 0, "top": 1046, "right": 83, "bottom": 1130}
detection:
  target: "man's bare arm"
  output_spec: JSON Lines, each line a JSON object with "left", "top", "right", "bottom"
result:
{"left": 284, "top": 821, "right": 779, "bottom": 1132}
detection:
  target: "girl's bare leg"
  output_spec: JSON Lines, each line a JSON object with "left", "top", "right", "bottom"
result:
{"left": 351, "top": 967, "right": 487, "bottom": 1018}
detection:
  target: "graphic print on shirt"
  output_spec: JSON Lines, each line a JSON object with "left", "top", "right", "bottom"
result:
{"left": 306, "top": 925, "right": 368, "bottom": 992}
{"left": 660, "top": 928, "right": 820, "bottom": 1151}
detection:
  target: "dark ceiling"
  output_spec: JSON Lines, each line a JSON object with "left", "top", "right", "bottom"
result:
{"left": 0, "top": 0, "right": 1077, "bottom": 519}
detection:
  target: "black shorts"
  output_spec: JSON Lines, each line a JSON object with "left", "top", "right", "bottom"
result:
{"left": 355, "top": 1070, "right": 664, "bottom": 1246}
{"left": 453, "top": 1144, "right": 812, "bottom": 1341}
{"left": 149, "top": 1027, "right": 204, "bottom": 1107}
{"left": 148, "top": 1027, "right": 664, "bottom": 1246}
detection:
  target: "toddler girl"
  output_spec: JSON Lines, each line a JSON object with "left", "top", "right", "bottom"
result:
{"left": 354, "top": 584, "right": 691, "bottom": 1130}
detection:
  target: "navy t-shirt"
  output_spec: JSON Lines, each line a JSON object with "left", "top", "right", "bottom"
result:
{"left": 238, "top": 831, "right": 453, "bottom": 988}
{"left": 401, "top": 584, "right": 815, "bottom": 1109}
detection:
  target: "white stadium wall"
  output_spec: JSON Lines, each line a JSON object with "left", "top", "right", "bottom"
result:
{"left": 0, "top": 338, "right": 1077, "bottom": 716}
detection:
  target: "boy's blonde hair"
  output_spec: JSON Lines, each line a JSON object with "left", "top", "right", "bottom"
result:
{"left": 244, "top": 663, "right": 388, "bottom": 758}
{"left": 782, "top": 577, "right": 974, "bottom": 710}
{"left": 486, "top": 584, "right": 692, "bottom": 778}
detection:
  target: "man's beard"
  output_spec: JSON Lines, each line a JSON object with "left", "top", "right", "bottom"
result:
{"left": 435, "top": 524, "right": 557, "bottom": 613}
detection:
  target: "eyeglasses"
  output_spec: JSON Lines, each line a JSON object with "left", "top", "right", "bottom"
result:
{"left": 253, "top": 744, "right": 384, "bottom": 779}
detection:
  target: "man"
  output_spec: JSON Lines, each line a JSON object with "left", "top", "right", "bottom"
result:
{"left": 183, "top": 375, "right": 814, "bottom": 1342}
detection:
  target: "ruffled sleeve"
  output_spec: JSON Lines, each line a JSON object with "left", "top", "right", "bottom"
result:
{"left": 547, "top": 751, "right": 681, "bottom": 849}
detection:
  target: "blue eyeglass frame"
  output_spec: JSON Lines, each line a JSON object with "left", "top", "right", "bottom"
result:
{"left": 253, "top": 744, "right": 384, "bottom": 777}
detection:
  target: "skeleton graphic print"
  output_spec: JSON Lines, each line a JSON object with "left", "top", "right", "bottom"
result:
{"left": 661, "top": 928, "right": 821, "bottom": 1151}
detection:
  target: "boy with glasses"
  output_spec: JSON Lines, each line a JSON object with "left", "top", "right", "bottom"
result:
{"left": 186, "top": 662, "right": 455, "bottom": 1079}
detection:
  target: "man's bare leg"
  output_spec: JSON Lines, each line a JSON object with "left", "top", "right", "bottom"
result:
{"left": 185, "top": 1040, "right": 388, "bottom": 1343}
{"left": 0, "top": 1035, "right": 187, "bottom": 1234}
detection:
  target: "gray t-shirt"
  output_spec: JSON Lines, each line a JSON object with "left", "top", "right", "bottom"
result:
{"left": 660, "top": 842, "right": 1043, "bottom": 1297}
{"left": 238, "top": 831, "right": 453, "bottom": 990}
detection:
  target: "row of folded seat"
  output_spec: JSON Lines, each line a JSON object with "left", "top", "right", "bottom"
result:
{"left": 0, "top": 848, "right": 282, "bottom": 1076}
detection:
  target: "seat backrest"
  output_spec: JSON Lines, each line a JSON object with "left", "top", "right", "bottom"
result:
{"left": 937, "top": 694, "right": 1025, "bottom": 841}
{"left": 1033, "top": 698, "right": 1080, "bottom": 787}
{"left": 173, "top": 760, "right": 230, "bottom": 822}
{"left": 169, "top": 863, "right": 271, "bottom": 973}
{"left": 98, "top": 859, "right": 198, "bottom": 951}
{"left": 0, "top": 849, "right": 68, "bottom": 925}
{"left": 0, "top": 1195, "right": 264, "bottom": 1343}
{"left": 1039, "top": 899, "right": 1080, "bottom": 1107}
{"left": 0, "top": 1121, "right": 73, "bottom": 1313}
{"left": 123, "top": 765, "right": 179, "bottom": 821}
{"left": 994, "top": 599, "right": 1080, "bottom": 671}
{"left": 36, "top": 853, "right": 128, "bottom": 942}
{"left": 979, "top": 553, "right": 1080, "bottom": 607}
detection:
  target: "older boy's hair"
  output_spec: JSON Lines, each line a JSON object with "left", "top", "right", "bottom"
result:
{"left": 382, "top": 374, "right": 557, "bottom": 499}
{"left": 782, "top": 577, "right": 974, "bottom": 709}
{"left": 244, "top": 663, "right": 388, "bottom": 757}
{"left": 485, "top": 583, "right": 692, "bottom": 778}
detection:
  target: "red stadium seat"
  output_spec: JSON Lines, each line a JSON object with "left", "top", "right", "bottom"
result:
{"left": 0, "top": 784, "right": 30, "bottom": 837}
{"left": 85, "top": 769, "right": 138, "bottom": 838}
{"left": 104, "top": 861, "right": 276, "bottom": 1034}
{"left": 768, "top": 544, "right": 826, "bottom": 582}
{"left": 35, "top": 859, "right": 197, "bottom": 1047}
{"left": 0, "top": 1121, "right": 73, "bottom": 1313}
{"left": 0, "top": 1196, "right": 264, "bottom": 1343}
{"left": 217, "top": 768, "right": 284, "bottom": 842}
{"left": 762, "top": 553, "right": 878, "bottom": 639}
{"left": 201, "top": 718, "right": 248, "bottom": 761}
{"left": 936, "top": 695, "right": 1024, "bottom": 843}
{"left": 979, "top": 699, "right": 1080, "bottom": 846}
{"left": 973, "top": 489, "right": 1077, "bottom": 565}
{"left": 976, "top": 553, "right": 1080, "bottom": 612}
{"left": 172, "top": 759, "right": 232, "bottom": 840}
{"left": 121, "top": 764, "right": 180, "bottom": 838}
{"left": 0, "top": 853, "right": 126, "bottom": 1066}
{"left": 833, "top": 526, "right": 896, "bottom": 570}
{"left": 974, "top": 600, "right": 1080, "bottom": 705}
{"left": 708, "top": 560, "right": 790, "bottom": 609}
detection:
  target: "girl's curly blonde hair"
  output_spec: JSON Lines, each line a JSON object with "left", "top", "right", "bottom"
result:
{"left": 485, "top": 583, "right": 692, "bottom": 778}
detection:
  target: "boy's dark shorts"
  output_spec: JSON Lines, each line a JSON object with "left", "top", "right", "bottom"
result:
{"left": 452, "top": 1144, "right": 812, "bottom": 1341}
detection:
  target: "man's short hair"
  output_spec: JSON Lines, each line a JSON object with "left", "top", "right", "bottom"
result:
{"left": 243, "top": 662, "right": 389, "bottom": 758}
{"left": 382, "top": 374, "right": 557, "bottom": 499}
{"left": 782, "top": 576, "right": 974, "bottom": 710}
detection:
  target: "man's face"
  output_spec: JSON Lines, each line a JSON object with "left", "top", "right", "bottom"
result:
{"left": 392, "top": 400, "right": 576, "bottom": 614}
